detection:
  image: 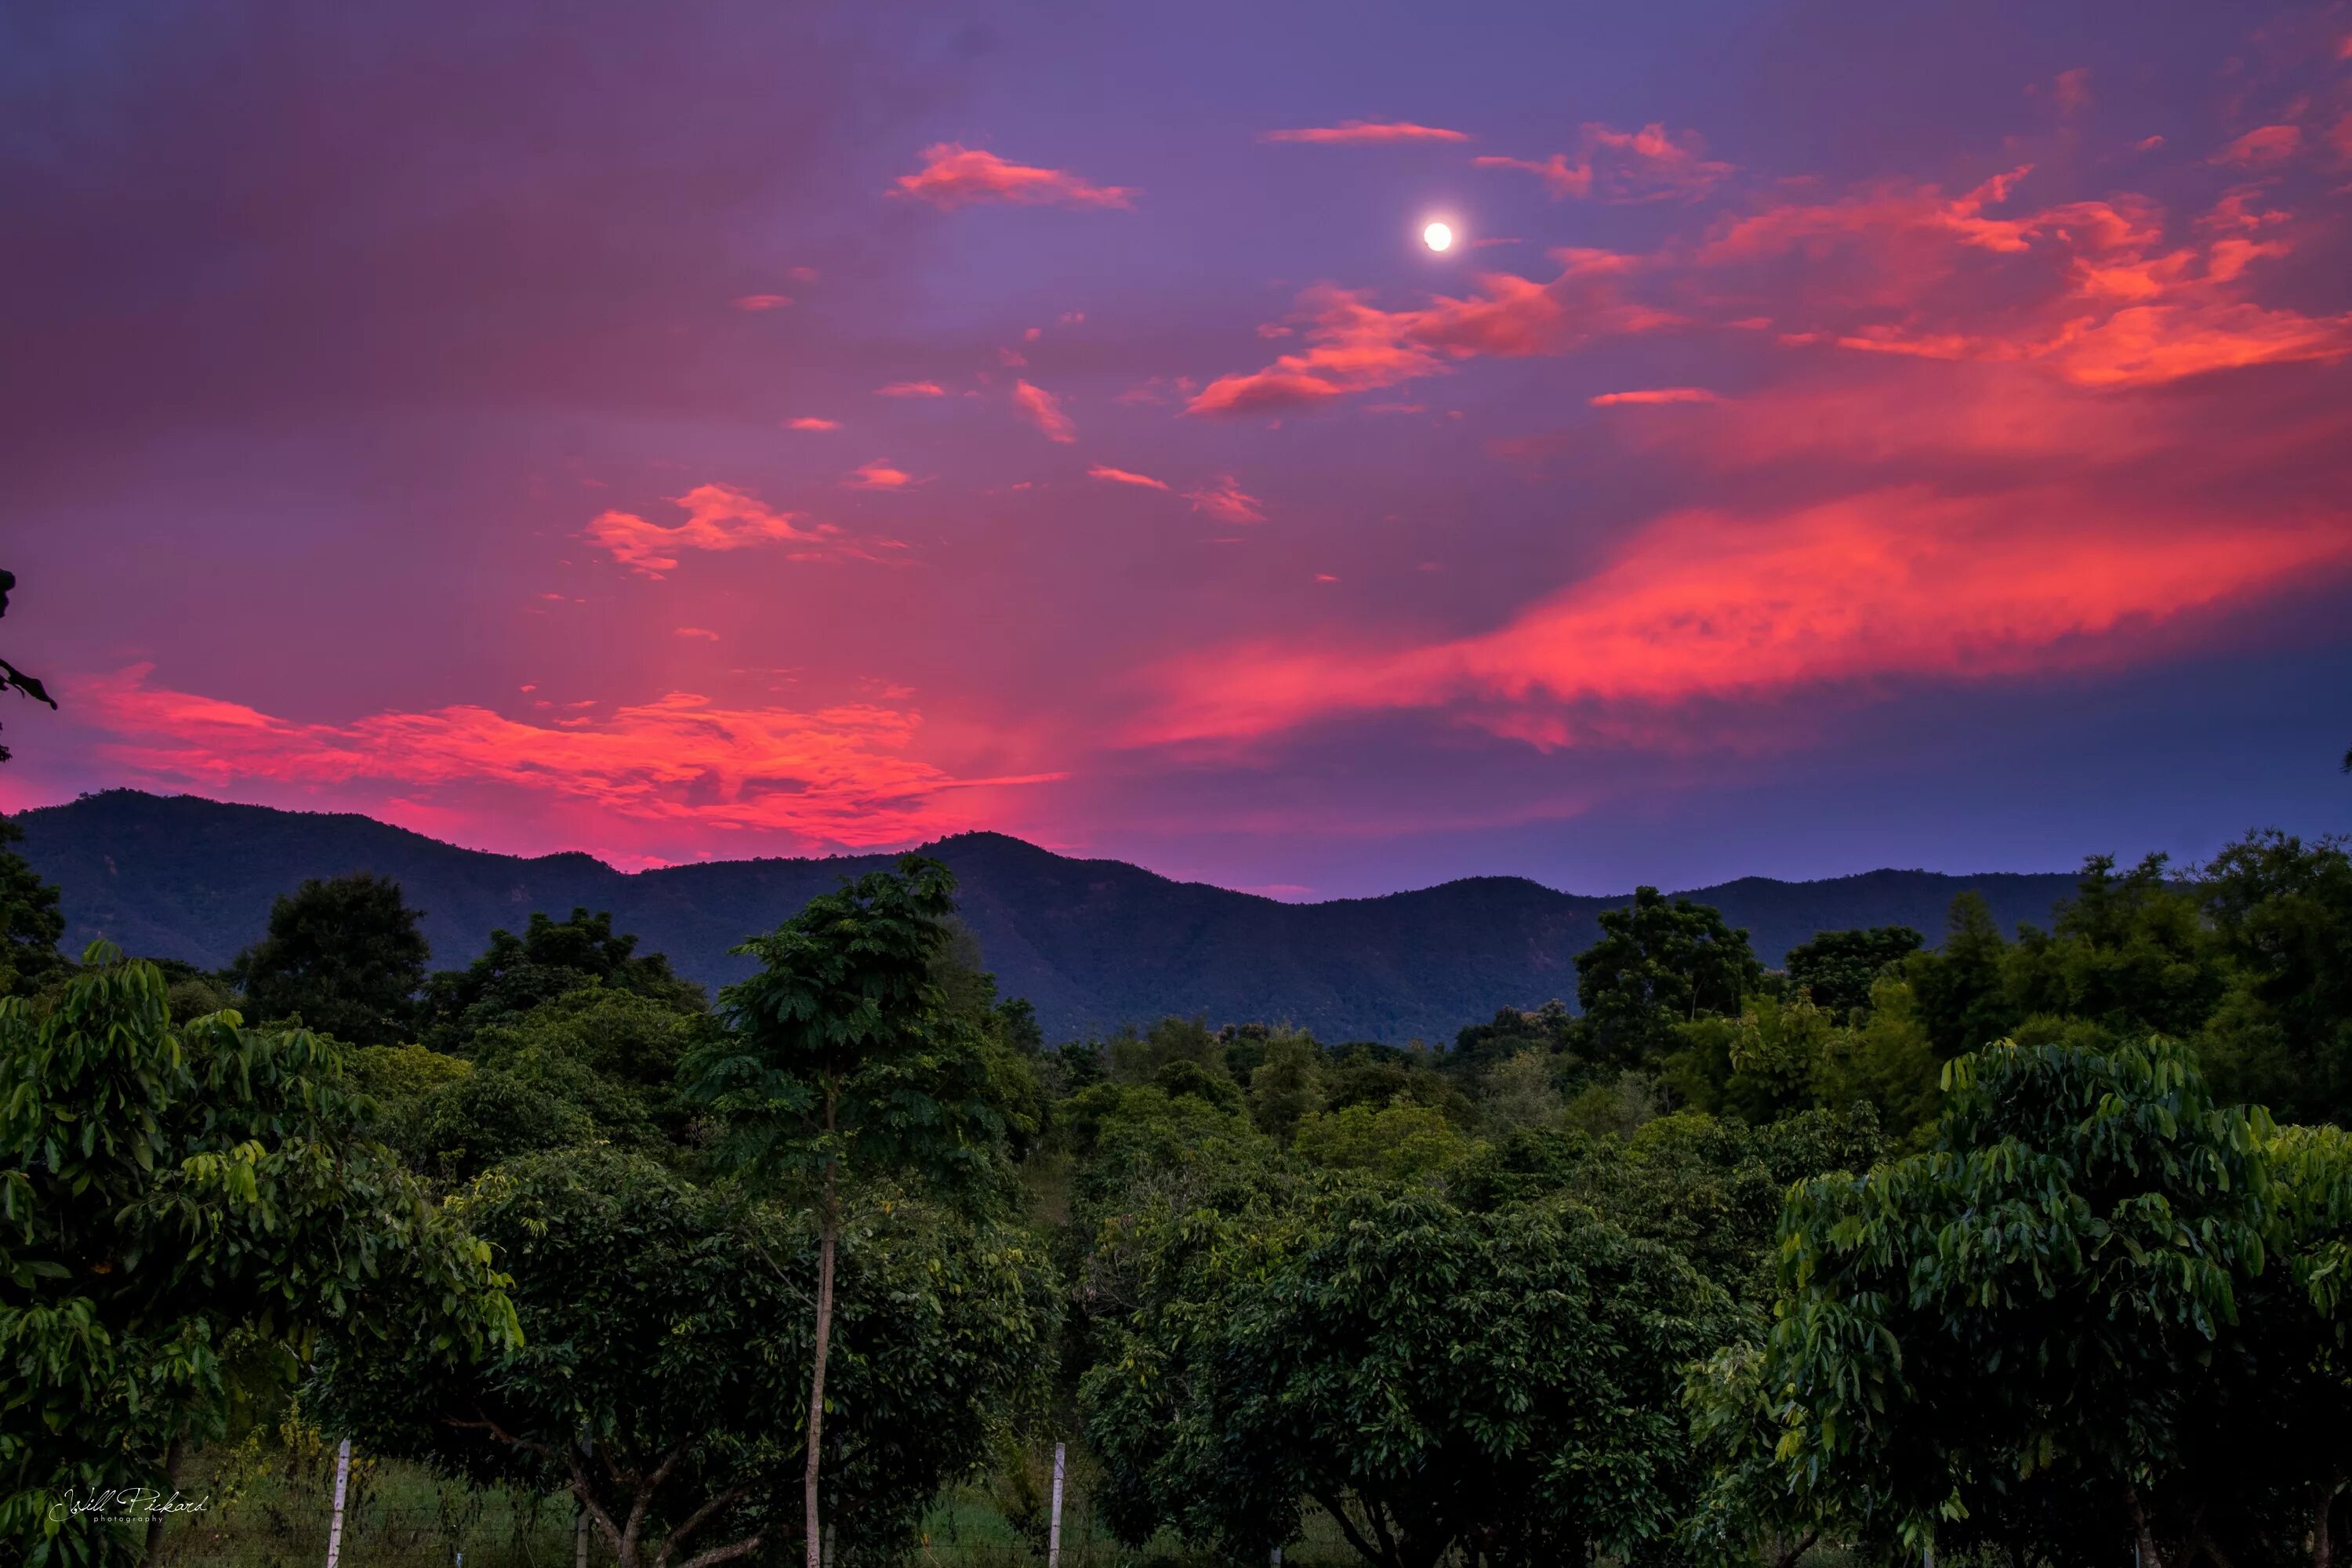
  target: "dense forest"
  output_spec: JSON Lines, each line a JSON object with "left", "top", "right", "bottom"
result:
{"left": 5, "top": 813, "right": 2351, "bottom": 1567}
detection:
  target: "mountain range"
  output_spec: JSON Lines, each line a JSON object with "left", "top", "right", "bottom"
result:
{"left": 13, "top": 790, "right": 2082, "bottom": 1044}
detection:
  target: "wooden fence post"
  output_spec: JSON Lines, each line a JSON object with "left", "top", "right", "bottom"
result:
{"left": 575, "top": 1500, "right": 588, "bottom": 1568}
{"left": 323, "top": 1437, "right": 350, "bottom": 1568}
{"left": 1047, "top": 1442, "right": 1065, "bottom": 1568}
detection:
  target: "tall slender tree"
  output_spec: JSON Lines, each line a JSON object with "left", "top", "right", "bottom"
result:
{"left": 681, "top": 856, "right": 1007, "bottom": 1568}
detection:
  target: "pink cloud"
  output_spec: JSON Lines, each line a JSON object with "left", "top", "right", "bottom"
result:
{"left": 2048, "top": 67, "right": 2092, "bottom": 114}
{"left": 585, "top": 483, "right": 871, "bottom": 576}
{"left": 785, "top": 417, "right": 840, "bottom": 430}
{"left": 731, "top": 293, "right": 792, "bottom": 311}
{"left": 877, "top": 381, "right": 945, "bottom": 397}
{"left": 1590, "top": 387, "right": 1720, "bottom": 405}
{"left": 1475, "top": 122, "right": 1733, "bottom": 203}
{"left": 844, "top": 460, "right": 918, "bottom": 491}
{"left": 1260, "top": 121, "right": 1471, "bottom": 145}
{"left": 2212, "top": 125, "right": 2303, "bottom": 165}
{"left": 77, "top": 666, "right": 1058, "bottom": 860}
{"left": 1088, "top": 464, "right": 1169, "bottom": 490}
{"left": 1188, "top": 252, "right": 1668, "bottom": 416}
{"left": 1184, "top": 476, "right": 1266, "bottom": 524}
{"left": 891, "top": 143, "right": 1137, "bottom": 209}
{"left": 1135, "top": 489, "right": 2352, "bottom": 747}
{"left": 673, "top": 626, "right": 720, "bottom": 641}
{"left": 1012, "top": 380, "right": 1076, "bottom": 443}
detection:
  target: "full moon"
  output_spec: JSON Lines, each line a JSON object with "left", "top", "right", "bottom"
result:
{"left": 1422, "top": 221, "right": 1454, "bottom": 252}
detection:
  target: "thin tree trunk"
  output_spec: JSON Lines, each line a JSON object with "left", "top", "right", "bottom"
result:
{"left": 141, "top": 1436, "right": 184, "bottom": 1568}
{"left": 804, "top": 1086, "right": 840, "bottom": 1568}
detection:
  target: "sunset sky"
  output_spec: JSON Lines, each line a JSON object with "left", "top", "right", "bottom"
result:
{"left": 5, "top": 0, "right": 2350, "bottom": 898}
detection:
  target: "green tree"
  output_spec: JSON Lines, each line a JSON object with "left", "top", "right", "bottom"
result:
{"left": 1730, "top": 1036, "right": 2278, "bottom": 1559}
{"left": 0, "top": 946, "right": 514, "bottom": 1566}
{"left": 1247, "top": 1030, "right": 1327, "bottom": 1142}
{"left": 316, "top": 1148, "right": 1051, "bottom": 1568}
{"left": 1784, "top": 927, "right": 1923, "bottom": 1018}
{"left": 0, "top": 569, "right": 58, "bottom": 767}
{"left": 681, "top": 856, "right": 1010, "bottom": 1568}
{"left": 2198, "top": 830, "right": 2352, "bottom": 1125}
{"left": 418, "top": 908, "right": 702, "bottom": 1049}
{"left": 1577, "top": 888, "right": 1763, "bottom": 1072}
{"left": 0, "top": 817, "right": 67, "bottom": 996}
{"left": 1904, "top": 890, "right": 2019, "bottom": 1058}
{"left": 1085, "top": 1189, "right": 1734, "bottom": 1566}
{"left": 227, "top": 873, "right": 430, "bottom": 1046}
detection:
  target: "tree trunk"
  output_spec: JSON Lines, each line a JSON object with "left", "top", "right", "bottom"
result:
{"left": 804, "top": 1086, "right": 840, "bottom": 1568}
{"left": 140, "top": 1436, "right": 183, "bottom": 1568}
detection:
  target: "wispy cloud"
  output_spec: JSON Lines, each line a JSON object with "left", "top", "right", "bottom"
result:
{"left": 1260, "top": 121, "right": 1470, "bottom": 145}
{"left": 731, "top": 293, "right": 792, "bottom": 311}
{"left": 1590, "top": 387, "right": 1719, "bottom": 405}
{"left": 586, "top": 484, "right": 873, "bottom": 576}
{"left": 844, "top": 459, "right": 919, "bottom": 491}
{"left": 1013, "top": 380, "right": 1076, "bottom": 442}
{"left": 1475, "top": 122, "right": 1733, "bottom": 202}
{"left": 785, "top": 417, "right": 841, "bottom": 430}
{"left": 876, "top": 380, "right": 945, "bottom": 397}
{"left": 1184, "top": 476, "right": 1266, "bottom": 524}
{"left": 1088, "top": 464, "right": 1169, "bottom": 490}
{"left": 892, "top": 143, "right": 1138, "bottom": 209}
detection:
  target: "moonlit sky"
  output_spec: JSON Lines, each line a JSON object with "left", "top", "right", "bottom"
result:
{"left": 4, "top": 0, "right": 2350, "bottom": 898}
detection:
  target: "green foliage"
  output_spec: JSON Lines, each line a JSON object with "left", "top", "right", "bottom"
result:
{"left": 1084, "top": 1188, "right": 1736, "bottom": 1566}
{"left": 1290, "top": 1100, "right": 1479, "bottom": 1183}
{"left": 1784, "top": 926, "right": 1922, "bottom": 1018}
{"left": 227, "top": 872, "right": 430, "bottom": 1047}
{"left": 0, "top": 946, "right": 514, "bottom": 1567}
{"left": 397, "top": 1067, "right": 596, "bottom": 1183}
{"left": 1724, "top": 1036, "right": 2278, "bottom": 1555}
{"left": 314, "top": 1148, "right": 1054, "bottom": 1568}
{"left": 418, "top": 908, "right": 702, "bottom": 1051}
{"left": 1246, "top": 1030, "right": 1327, "bottom": 1142}
{"left": 1577, "top": 887, "right": 1764, "bottom": 1072}
{"left": 0, "top": 817, "right": 67, "bottom": 998}
{"left": 2198, "top": 831, "right": 2352, "bottom": 1125}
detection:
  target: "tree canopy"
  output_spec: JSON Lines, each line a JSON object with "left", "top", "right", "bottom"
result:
{"left": 227, "top": 872, "right": 430, "bottom": 1046}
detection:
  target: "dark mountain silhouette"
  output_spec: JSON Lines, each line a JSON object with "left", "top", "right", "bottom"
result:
{"left": 13, "top": 790, "right": 2080, "bottom": 1044}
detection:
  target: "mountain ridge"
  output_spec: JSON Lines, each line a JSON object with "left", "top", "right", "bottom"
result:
{"left": 12, "top": 790, "right": 2082, "bottom": 1043}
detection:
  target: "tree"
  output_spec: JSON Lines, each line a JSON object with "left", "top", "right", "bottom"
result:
{"left": 1784, "top": 927, "right": 1923, "bottom": 1018}
{"left": 1904, "top": 891, "right": 2018, "bottom": 1058}
{"left": 0, "top": 569, "right": 58, "bottom": 767}
{"left": 227, "top": 873, "right": 430, "bottom": 1046}
{"left": 0, "top": 946, "right": 514, "bottom": 1567}
{"left": 418, "top": 908, "right": 702, "bottom": 1049}
{"left": 0, "top": 816, "right": 67, "bottom": 996}
{"left": 681, "top": 856, "right": 1010, "bottom": 1568}
{"left": 1085, "top": 1189, "right": 1735, "bottom": 1566}
{"left": 1577, "top": 888, "right": 1763, "bottom": 1072}
{"left": 315, "top": 1148, "right": 1051, "bottom": 1568}
{"left": 1730, "top": 1036, "right": 2279, "bottom": 1560}
{"left": 2198, "top": 830, "right": 2352, "bottom": 1125}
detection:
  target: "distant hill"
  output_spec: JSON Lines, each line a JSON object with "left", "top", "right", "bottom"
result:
{"left": 12, "top": 791, "right": 2081, "bottom": 1044}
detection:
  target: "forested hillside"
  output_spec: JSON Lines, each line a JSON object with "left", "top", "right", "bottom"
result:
{"left": 13, "top": 790, "right": 2077, "bottom": 1041}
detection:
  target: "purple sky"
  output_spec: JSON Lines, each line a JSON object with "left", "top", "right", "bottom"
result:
{"left": 4, "top": 0, "right": 2350, "bottom": 898}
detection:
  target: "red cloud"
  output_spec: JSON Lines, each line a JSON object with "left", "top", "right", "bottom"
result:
{"left": 1188, "top": 252, "right": 1669, "bottom": 416}
{"left": 586, "top": 484, "right": 872, "bottom": 576}
{"left": 1692, "top": 171, "right": 2352, "bottom": 387}
{"left": 1012, "top": 380, "right": 1076, "bottom": 443}
{"left": 1136, "top": 488, "right": 2352, "bottom": 747}
{"left": 1590, "top": 387, "right": 1719, "bottom": 405}
{"left": 876, "top": 381, "right": 944, "bottom": 397}
{"left": 1476, "top": 122, "right": 1733, "bottom": 203}
{"left": 1184, "top": 476, "right": 1266, "bottom": 524}
{"left": 2212, "top": 125, "right": 2303, "bottom": 165}
{"left": 892, "top": 143, "right": 1137, "bottom": 209}
{"left": 1088, "top": 465, "right": 1169, "bottom": 490}
{"left": 785, "top": 417, "right": 840, "bottom": 430}
{"left": 1260, "top": 121, "right": 1471, "bottom": 145}
{"left": 673, "top": 626, "right": 720, "bottom": 641}
{"left": 78, "top": 666, "right": 1058, "bottom": 861}
{"left": 844, "top": 460, "right": 918, "bottom": 491}
{"left": 731, "top": 293, "right": 792, "bottom": 311}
